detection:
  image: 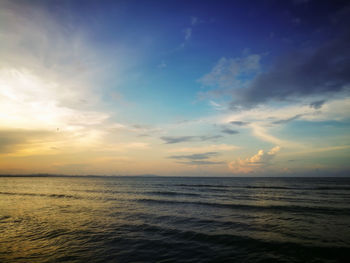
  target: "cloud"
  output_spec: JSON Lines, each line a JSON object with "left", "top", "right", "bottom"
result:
{"left": 229, "top": 146, "right": 281, "bottom": 173}
{"left": 199, "top": 135, "right": 223, "bottom": 141}
{"left": 231, "top": 32, "right": 350, "bottom": 108}
{"left": 199, "top": 54, "right": 261, "bottom": 89}
{"left": 161, "top": 136, "right": 196, "bottom": 144}
{"left": 179, "top": 16, "right": 201, "bottom": 48}
{"left": 168, "top": 151, "right": 223, "bottom": 165}
{"left": 191, "top": 16, "right": 198, "bottom": 25}
{"left": 184, "top": 28, "right": 192, "bottom": 40}
{"left": 216, "top": 97, "right": 350, "bottom": 149}
{"left": 161, "top": 135, "right": 222, "bottom": 144}
{"left": 272, "top": 114, "right": 303, "bottom": 124}
{"left": 221, "top": 128, "right": 239, "bottom": 135}
{"left": 0, "top": 1, "right": 150, "bottom": 162}
{"left": 209, "top": 100, "right": 226, "bottom": 111}
{"left": 108, "top": 123, "right": 162, "bottom": 138}
{"left": 177, "top": 160, "right": 224, "bottom": 165}
{"left": 250, "top": 123, "right": 299, "bottom": 148}
{"left": 0, "top": 129, "right": 55, "bottom": 154}
{"left": 221, "top": 97, "right": 350, "bottom": 125}
{"left": 158, "top": 61, "right": 167, "bottom": 69}
{"left": 310, "top": 100, "right": 325, "bottom": 109}
{"left": 200, "top": 30, "right": 350, "bottom": 109}
{"left": 168, "top": 144, "right": 239, "bottom": 153}
{"left": 230, "top": 121, "right": 250, "bottom": 126}
{"left": 0, "top": 1, "right": 114, "bottom": 132}
{"left": 169, "top": 152, "right": 218, "bottom": 160}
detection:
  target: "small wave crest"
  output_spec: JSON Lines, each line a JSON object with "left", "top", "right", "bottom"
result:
{"left": 145, "top": 191, "right": 200, "bottom": 197}
{"left": 0, "top": 191, "right": 78, "bottom": 199}
{"left": 137, "top": 198, "right": 350, "bottom": 215}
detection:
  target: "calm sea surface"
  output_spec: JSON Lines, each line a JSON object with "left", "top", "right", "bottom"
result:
{"left": 0, "top": 176, "right": 350, "bottom": 263}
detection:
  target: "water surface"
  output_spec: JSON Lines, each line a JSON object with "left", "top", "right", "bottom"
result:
{"left": 1, "top": 176, "right": 350, "bottom": 262}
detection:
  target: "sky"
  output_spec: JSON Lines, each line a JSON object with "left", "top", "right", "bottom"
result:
{"left": 0, "top": 0, "right": 349, "bottom": 176}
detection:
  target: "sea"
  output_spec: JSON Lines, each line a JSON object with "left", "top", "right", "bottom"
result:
{"left": 0, "top": 176, "right": 350, "bottom": 263}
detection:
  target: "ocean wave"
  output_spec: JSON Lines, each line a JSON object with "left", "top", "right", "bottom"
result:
{"left": 145, "top": 191, "right": 200, "bottom": 197}
{"left": 0, "top": 191, "right": 78, "bottom": 199}
{"left": 174, "top": 184, "right": 350, "bottom": 191}
{"left": 114, "top": 222, "right": 350, "bottom": 254}
{"left": 174, "top": 184, "right": 229, "bottom": 188}
{"left": 137, "top": 198, "right": 350, "bottom": 215}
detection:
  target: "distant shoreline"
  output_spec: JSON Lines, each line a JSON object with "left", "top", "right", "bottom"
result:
{"left": 0, "top": 174, "right": 349, "bottom": 178}
{"left": 0, "top": 174, "right": 160, "bottom": 178}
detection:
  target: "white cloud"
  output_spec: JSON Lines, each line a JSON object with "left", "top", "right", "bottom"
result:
{"left": 0, "top": 1, "right": 142, "bottom": 156}
{"left": 250, "top": 123, "right": 301, "bottom": 148}
{"left": 228, "top": 146, "right": 280, "bottom": 174}
{"left": 212, "top": 97, "right": 350, "bottom": 148}
{"left": 209, "top": 100, "right": 226, "bottom": 111}
{"left": 219, "top": 98, "right": 350, "bottom": 125}
{"left": 0, "top": 1, "right": 110, "bottom": 131}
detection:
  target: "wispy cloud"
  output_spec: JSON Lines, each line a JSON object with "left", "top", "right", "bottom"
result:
{"left": 230, "top": 121, "right": 250, "bottom": 126}
{"left": 180, "top": 16, "right": 200, "bottom": 48}
{"left": 177, "top": 160, "right": 224, "bottom": 165}
{"left": 0, "top": 0, "right": 148, "bottom": 162}
{"left": 157, "top": 61, "right": 167, "bottom": 69}
{"left": 169, "top": 151, "right": 223, "bottom": 166}
{"left": 169, "top": 152, "right": 218, "bottom": 160}
{"left": 0, "top": 1, "right": 113, "bottom": 133}
{"left": 191, "top": 16, "right": 199, "bottom": 25}
{"left": 272, "top": 114, "right": 303, "bottom": 125}
{"left": 209, "top": 100, "right": 226, "bottom": 111}
{"left": 161, "top": 136, "right": 196, "bottom": 144}
{"left": 221, "top": 128, "right": 239, "bottom": 135}
{"left": 184, "top": 28, "right": 192, "bottom": 40}
{"left": 0, "top": 128, "right": 55, "bottom": 154}
{"left": 250, "top": 123, "right": 298, "bottom": 148}
{"left": 199, "top": 54, "right": 261, "bottom": 89}
{"left": 168, "top": 144, "right": 239, "bottom": 153}
{"left": 161, "top": 135, "right": 222, "bottom": 144}
{"left": 309, "top": 100, "right": 325, "bottom": 109}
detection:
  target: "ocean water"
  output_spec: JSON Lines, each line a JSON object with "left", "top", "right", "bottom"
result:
{"left": 0, "top": 176, "right": 350, "bottom": 263}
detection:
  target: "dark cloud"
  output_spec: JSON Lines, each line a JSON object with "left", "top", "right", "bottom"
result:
{"left": 272, "top": 114, "right": 303, "bottom": 124}
{"left": 221, "top": 128, "right": 239, "bottom": 135}
{"left": 161, "top": 135, "right": 222, "bottom": 144}
{"left": 161, "top": 136, "right": 196, "bottom": 144}
{"left": 310, "top": 100, "right": 326, "bottom": 109}
{"left": 169, "top": 152, "right": 218, "bottom": 160}
{"left": 137, "top": 133, "right": 151, "bottom": 137}
{"left": 230, "top": 31, "right": 350, "bottom": 109}
{"left": 177, "top": 160, "right": 224, "bottom": 165}
{"left": 199, "top": 135, "right": 223, "bottom": 141}
{"left": 168, "top": 152, "right": 223, "bottom": 165}
{"left": 230, "top": 121, "right": 250, "bottom": 126}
